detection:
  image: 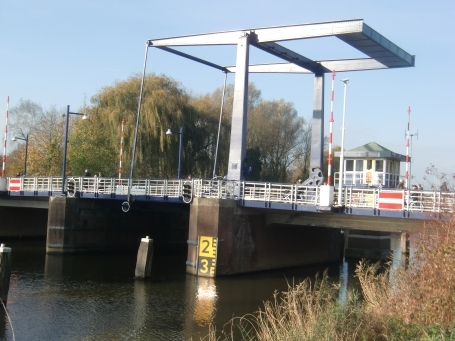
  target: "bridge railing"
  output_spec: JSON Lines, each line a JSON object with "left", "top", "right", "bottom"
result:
{"left": 5, "top": 177, "right": 455, "bottom": 213}
{"left": 337, "top": 187, "right": 454, "bottom": 213}
{"left": 240, "top": 182, "right": 320, "bottom": 205}
{"left": 20, "top": 176, "right": 63, "bottom": 193}
{"left": 75, "top": 177, "right": 183, "bottom": 198}
{"left": 193, "top": 179, "right": 226, "bottom": 199}
{"left": 191, "top": 180, "right": 321, "bottom": 206}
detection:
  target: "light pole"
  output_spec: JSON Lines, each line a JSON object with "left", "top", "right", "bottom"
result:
{"left": 338, "top": 78, "right": 349, "bottom": 205}
{"left": 409, "top": 131, "right": 418, "bottom": 186}
{"left": 166, "top": 127, "right": 183, "bottom": 179}
{"left": 62, "top": 105, "right": 89, "bottom": 195}
{"left": 12, "top": 134, "right": 28, "bottom": 176}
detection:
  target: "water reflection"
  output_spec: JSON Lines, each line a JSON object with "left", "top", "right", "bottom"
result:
{"left": 193, "top": 277, "right": 217, "bottom": 325}
{"left": 0, "top": 237, "right": 409, "bottom": 341}
{"left": 133, "top": 280, "right": 147, "bottom": 335}
{"left": 0, "top": 304, "right": 7, "bottom": 340}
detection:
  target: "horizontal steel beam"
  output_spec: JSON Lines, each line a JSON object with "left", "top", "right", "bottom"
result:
{"left": 148, "top": 19, "right": 365, "bottom": 46}
{"left": 251, "top": 41, "right": 328, "bottom": 74}
{"left": 225, "top": 59, "right": 388, "bottom": 74}
{"left": 155, "top": 47, "right": 230, "bottom": 72}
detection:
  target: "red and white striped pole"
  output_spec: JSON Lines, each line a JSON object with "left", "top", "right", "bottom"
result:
{"left": 327, "top": 70, "right": 336, "bottom": 185}
{"left": 405, "top": 106, "right": 411, "bottom": 188}
{"left": 118, "top": 118, "right": 125, "bottom": 184}
{"left": 2, "top": 96, "right": 9, "bottom": 177}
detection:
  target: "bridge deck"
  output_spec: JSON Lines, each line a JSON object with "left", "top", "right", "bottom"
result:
{"left": 1, "top": 177, "right": 453, "bottom": 218}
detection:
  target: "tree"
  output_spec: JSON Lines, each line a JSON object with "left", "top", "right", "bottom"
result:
{"left": 8, "top": 100, "right": 65, "bottom": 176}
{"left": 7, "top": 77, "right": 316, "bottom": 184}
{"left": 247, "top": 99, "right": 305, "bottom": 182}
{"left": 423, "top": 164, "right": 454, "bottom": 191}
{"left": 245, "top": 147, "right": 262, "bottom": 181}
{"left": 190, "top": 82, "right": 263, "bottom": 178}
{"left": 69, "top": 74, "right": 220, "bottom": 178}
{"left": 288, "top": 121, "right": 312, "bottom": 182}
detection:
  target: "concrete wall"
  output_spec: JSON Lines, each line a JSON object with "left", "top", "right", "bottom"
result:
{"left": 187, "top": 197, "right": 341, "bottom": 276}
{"left": 47, "top": 197, "right": 189, "bottom": 254}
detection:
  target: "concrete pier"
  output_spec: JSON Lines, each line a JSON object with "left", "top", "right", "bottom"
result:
{"left": 0, "top": 244, "right": 11, "bottom": 303}
{"left": 135, "top": 236, "right": 154, "bottom": 279}
{"left": 186, "top": 197, "right": 341, "bottom": 276}
{"left": 46, "top": 196, "right": 189, "bottom": 254}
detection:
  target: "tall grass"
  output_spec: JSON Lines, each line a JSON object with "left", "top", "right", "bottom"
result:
{"left": 199, "top": 272, "right": 365, "bottom": 341}
{"left": 199, "top": 216, "right": 455, "bottom": 341}
{"left": 357, "top": 216, "right": 455, "bottom": 338}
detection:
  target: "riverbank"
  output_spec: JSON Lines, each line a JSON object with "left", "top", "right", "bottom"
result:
{"left": 202, "top": 216, "right": 455, "bottom": 341}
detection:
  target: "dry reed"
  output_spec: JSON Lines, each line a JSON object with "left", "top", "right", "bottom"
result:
{"left": 356, "top": 215, "right": 455, "bottom": 337}
{"left": 199, "top": 216, "right": 455, "bottom": 341}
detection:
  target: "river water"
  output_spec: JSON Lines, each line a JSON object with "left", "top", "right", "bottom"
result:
{"left": 0, "top": 235, "right": 404, "bottom": 341}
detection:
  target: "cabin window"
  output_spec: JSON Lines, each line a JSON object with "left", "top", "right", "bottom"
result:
{"left": 355, "top": 160, "right": 364, "bottom": 171}
{"left": 367, "top": 160, "right": 372, "bottom": 170}
{"left": 376, "top": 160, "right": 384, "bottom": 172}
{"left": 346, "top": 160, "right": 354, "bottom": 171}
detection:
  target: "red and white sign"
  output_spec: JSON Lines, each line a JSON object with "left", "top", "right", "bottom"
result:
{"left": 8, "top": 178, "right": 21, "bottom": 191}
{"left": 378, "top": 191, "right": 404, "bottom": 210}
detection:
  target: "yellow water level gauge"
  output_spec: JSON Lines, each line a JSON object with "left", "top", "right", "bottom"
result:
{"left": 197, "top": 236, "right": 218, "bottom": 277}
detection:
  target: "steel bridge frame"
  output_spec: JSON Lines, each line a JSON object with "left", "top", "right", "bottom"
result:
{"left": 138, "top": 19, "right": 415, "bottom": 185}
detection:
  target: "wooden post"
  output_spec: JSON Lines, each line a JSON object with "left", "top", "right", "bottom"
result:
{"left": 135, "top": 236, "right": 154, "bottom": 279}
{"left": 0, "top": 244, "right": 12, "bottom": 303}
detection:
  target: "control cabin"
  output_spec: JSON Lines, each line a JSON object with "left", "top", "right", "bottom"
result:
{"left": 334, "top": 142, "right": 406, "bottom": 188}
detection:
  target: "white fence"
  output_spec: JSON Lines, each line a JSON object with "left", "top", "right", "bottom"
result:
{"left": 5, "top": 176, "right": 454, "bottom": 213}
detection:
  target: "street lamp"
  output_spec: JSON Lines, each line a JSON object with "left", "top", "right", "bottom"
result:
{"left": 12, "top": 134, "right": 29, "bottom": 176}
{"left": 166, "top": 127, "right": 183, "bottom": 179}
{"left": 62, "top": 105, "right": 89, "bottom": 195}
{"left": 409, "top": 131, "right": 418, "bottom": 186}
{"left": 338, "top": 78, "right": 349, "bottom": 205}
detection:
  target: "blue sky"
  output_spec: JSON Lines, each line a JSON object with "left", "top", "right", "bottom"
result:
{"left": 1, "top": 0, "right": 454, "bottom": 186}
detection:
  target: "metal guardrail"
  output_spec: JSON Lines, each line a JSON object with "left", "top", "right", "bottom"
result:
{"left": 3, "top": 176, "right": 454, "bottom": 213}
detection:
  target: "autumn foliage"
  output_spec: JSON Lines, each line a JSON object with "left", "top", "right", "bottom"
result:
{"left": 7, "top": 74, "right": 312, "bottom": 181}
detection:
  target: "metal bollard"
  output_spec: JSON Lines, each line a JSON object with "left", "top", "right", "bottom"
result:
{"left": 135, "top": 236, "right": 154, "bottom": 279}
{"left": 0, "top": 244, "right": 12, "bottom": 303}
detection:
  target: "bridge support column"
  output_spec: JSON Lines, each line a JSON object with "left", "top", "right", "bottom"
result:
{"left": 400, "top": 232, "right": 410, "bottom": 254}
{"left": 310, "top": 74, "right": 325, "bottom": 171}
{"left": 344, "top": 229, "right": 392, "bottom": 260}
{"left": 226, "top": 34, "right": 250, "bottom": 181}
{"left": 46, "top": 196, "right": 189, "bottom": 254}
{"left": 187, "top": 197, "right": 341, "bottom": 276}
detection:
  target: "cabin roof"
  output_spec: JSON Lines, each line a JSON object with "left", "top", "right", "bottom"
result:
{"left": 335, "top": 142, "right": 407, "bottom": 161}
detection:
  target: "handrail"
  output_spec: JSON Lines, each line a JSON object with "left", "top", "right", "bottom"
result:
{"left": 3, "top": 176, "right": 454, "bottom": 213}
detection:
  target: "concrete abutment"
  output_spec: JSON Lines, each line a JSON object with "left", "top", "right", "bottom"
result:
{"left": 46, "top": 196, "right": 189, "bottom": 254}
{"left": 186, "top": 197, "right": 342, "bottom": 276}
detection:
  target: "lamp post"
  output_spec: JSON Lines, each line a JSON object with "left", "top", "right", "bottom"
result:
{"left": 409, "top": 131, "right": 418, "bottom": 186}
{"left": 62, "top": 105, "right": 89, "bottom": 195}
{"left": 166, "top": 127, "right": 183, "bottom": 179}
{"left": 12, "top": 134, "right": 28, "bottom": 176}
{"left": 338, "top": 78, "right": 349, "bottom": 205}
